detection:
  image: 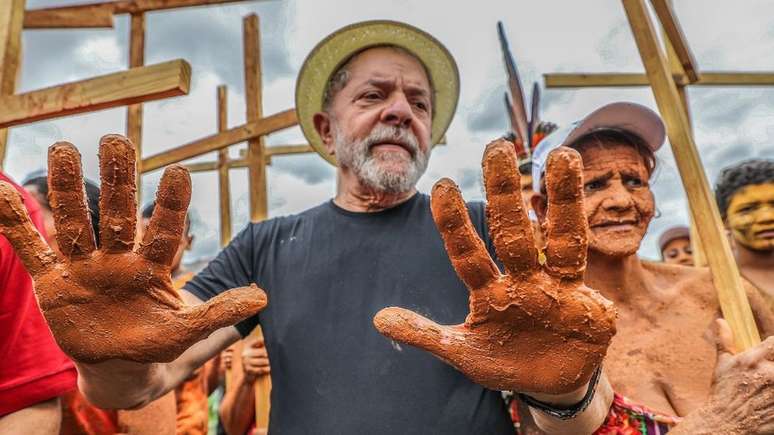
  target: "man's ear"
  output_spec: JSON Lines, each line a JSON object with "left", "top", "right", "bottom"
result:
{"left": 313, "top": 112, "right": 335, "bottom": 155}
{"left": 531, "top": 193, "right": 547, "bottom": 223}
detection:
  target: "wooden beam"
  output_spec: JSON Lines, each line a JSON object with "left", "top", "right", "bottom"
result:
{"left": 24, "top": 3, "right": 114, "bottom": 28}
{"left": 244, "top": 14, "right": 267, "bottom": 223}
{"left": 128, "top": 12, "right": 145, "bottom": 202}
{"left": 140, "top": 108, "right": 297, "bottom": 172}
{"left": 544, "top": 71, "right": 774, "bottom": 88}
{"left": 649, "top": 0, "right": 699, "bottom": 82}
{"left": 0, "top": 0, "right": 25, "bottom": 167}
{"left": 622, "top": 0, "right": 760, "bottom": 350}
{"left": 217, "top": 85, "right": 232, "bottom": 246}
{"left": 0, "top": 59, "right": 191, "bottom": 128}
{"left": 266, "top": 144, "right": 313, "bottom": 157}
{"left": 23, "top": 0, "right": 249, "bottom": 29}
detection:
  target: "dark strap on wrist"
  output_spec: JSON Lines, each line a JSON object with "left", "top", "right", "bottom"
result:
{"left": 518, "top": 366, "right": 602, "bottom": 420}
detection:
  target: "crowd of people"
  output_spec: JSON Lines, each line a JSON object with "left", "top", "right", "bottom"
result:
{"left": 1, "top": 19, "right": 773, "bottom": 435}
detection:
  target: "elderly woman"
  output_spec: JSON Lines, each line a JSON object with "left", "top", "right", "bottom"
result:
{"left": 522, "top": 102, "right": 774, "bottom": 434}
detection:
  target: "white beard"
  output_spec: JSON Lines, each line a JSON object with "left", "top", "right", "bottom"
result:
{"left": 333, "top": 123, "right": 430, "bottom": 195}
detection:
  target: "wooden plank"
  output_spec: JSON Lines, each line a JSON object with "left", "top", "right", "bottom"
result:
{"left": 544, "top": 72, "right": 774, "bottom": 88}
{"left": 0, "top": 0, "right": 25, "bottom": 168}
{"left": 243, "top": 14, "right": 271, "bottom": 432}
{"left": 649, "top": 0, "right": 699, "bottom": 82}
{"left": 24, "top": 3, "right": 114, "bottom": 28}
{"left": 0, "top": 59, "right": 191, "bottom": 128}
{"left": 622, "top": 0, "right": 760, "bottom": 350}
{"left": 244, "top": 14, "right": 268, "bottom": 223}
{"left": 23, "top": 0, "right": 249, "bottom": 28}
{"left": 140, "top": 108, "right": 297, "bottom": 172}
{"left": 266, "top": 144, "right": 313, "bottom": 157}
{"left": 217, "top": 85, "right": 232, "bottom": 246}
{"left": 127, "top": 12, "right": 145, "bottom": 203}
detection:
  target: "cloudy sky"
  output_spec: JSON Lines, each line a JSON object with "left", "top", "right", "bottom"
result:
{"left": 9, "top": 0, "right": 774, "bottom": 263}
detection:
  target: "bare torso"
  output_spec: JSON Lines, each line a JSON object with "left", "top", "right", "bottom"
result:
{"left": 602, "top": 261, "right": 773, "bottom": 417}
{"left": 742, "top": 267, "right": 774, "bottom": 311}
{"left": 603, "top": 262, "right": 719, "bottom": 416}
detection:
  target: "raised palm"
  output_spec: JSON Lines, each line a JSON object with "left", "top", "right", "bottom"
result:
{"left": 374, "top": 140, "right": 616, "bottom": 395}
{"left": 0, "top": 135, "right": 266, "bottom": 364}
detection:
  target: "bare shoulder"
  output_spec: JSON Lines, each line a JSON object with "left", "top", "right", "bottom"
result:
{"left": 640, "top": 260, "right": 716, "bottom": 302}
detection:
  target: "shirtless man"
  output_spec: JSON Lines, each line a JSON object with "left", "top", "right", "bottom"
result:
{"left": 715, "top": 159, "right": 774, "bottom": 309}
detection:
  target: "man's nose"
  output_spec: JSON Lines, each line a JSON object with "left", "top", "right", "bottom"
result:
{"left": 600, "top": 180, "right": 634, "bottom": 211}
{"left": 380, "top": 93, "right": 413, "bottom": 129}
{"left": 755, "top": 205, "right": 774, "bottom": 224}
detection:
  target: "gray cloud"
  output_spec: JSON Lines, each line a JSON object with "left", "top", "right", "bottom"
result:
{"left": 269, "top": 154, "right": 334, "bottom": 185}
{"left": 466, "top": 84, "right": 510, "bottom": 134}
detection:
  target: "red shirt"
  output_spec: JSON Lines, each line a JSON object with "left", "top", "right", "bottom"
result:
{"left": 0, "top": 173, "right": 76, "bottom": 416}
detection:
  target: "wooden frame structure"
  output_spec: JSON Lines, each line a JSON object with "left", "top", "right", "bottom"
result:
{"left": 543, "top": 0, "right": 763, "bottom": 350}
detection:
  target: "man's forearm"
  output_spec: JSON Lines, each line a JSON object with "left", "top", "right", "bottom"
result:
{"left": 219, "top": 376, "right": 256, "bottom": 435}
{"left": 528, "top": 371, "right": 614, "bottom": 435}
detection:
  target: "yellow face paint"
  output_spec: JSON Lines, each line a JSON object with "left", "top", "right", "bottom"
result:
{"left": 726, "top": 182, "right": 774, "bottom": 251}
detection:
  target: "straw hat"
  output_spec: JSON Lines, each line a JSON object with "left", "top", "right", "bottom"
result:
{"left": 295, "top": 20, "right": 460, "bottom": 165}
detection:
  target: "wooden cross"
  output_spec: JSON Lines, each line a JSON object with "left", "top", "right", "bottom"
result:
{"left": 0, "top": 0, "right": 192, "bottom": 169}
{"left": 543, "top": 0, "right": 761, "bottom": 350}
{"left": 23, "top": 0, "right": 263, "bottom": 200}
{"left": 141, "top": 14, "right": 318, "bottom": 431}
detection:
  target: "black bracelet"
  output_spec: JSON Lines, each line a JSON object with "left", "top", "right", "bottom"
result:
{"left": 517, "top": 366, "right": 603, "bottom": 421}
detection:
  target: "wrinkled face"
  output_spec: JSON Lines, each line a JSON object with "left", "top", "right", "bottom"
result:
{"left": 661, "top": 237, "right": 693, "bottom": 266}
{"left": 321, "top": 47, "right": 433, "bottom": 194}
{"left": 578, "top": 142, "right": 655, "bottom": 257}
{"left": 726, "top": 182, "right": 774, "bottom": 252}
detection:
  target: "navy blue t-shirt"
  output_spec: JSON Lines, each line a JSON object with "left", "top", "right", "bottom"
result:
{"left": 184, "top": 193, "right": 513, "bottom": 434}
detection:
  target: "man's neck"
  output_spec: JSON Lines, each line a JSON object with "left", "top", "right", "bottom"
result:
{"left": 585, "top": 251, "right": 650, "bottom": 305}
{"left": 734, "top": 242, "right": 774, "bottom": 270}
{"left": 334, "top": 170, "right": 417, "bottom": 212}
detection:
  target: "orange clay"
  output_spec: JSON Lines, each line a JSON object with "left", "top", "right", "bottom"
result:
{"left": 374, "top": 139, "right": 616, "bottom": 395}
{"left": 0, "top": 134, "right": 266, "bottom": 364}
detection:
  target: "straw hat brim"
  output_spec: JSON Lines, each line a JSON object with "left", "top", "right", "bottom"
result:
{"left": 295, "top": 20, "right": 460, "bottom": 166}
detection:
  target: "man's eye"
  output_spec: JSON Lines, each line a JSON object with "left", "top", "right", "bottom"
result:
{"left": 624, "top": 177, "right": 644, "bottom": 188}
{"left": 362, "top": 92, "right": 382, "bottom": 100}
{"left": 412, "top": 101, "right": 428, "bottom": 111}
{"left": 584, "top": 179, "right": 606, "bottom": 191}
{"left": 737, "top": 205, "right": 757, "bottom": 213}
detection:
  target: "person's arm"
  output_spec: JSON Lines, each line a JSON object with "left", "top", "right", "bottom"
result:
{"left": 525, "top": 371, "right": 614, "bottom": 435}
{"left": 76, "top": 291, "right": 242, "bottom": 409}
{"left": 742, "top": 280, "right": 774, "bottom": 337}
{"left": 219, "top": 340, "right": 254, "bottom": 435}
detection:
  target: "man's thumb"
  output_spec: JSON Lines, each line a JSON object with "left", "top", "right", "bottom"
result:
{"left": 373, "top": 307, "right": 457, "bottom": 359}
{"left": 181, "top": 284, "right": 268, "bottom": 335}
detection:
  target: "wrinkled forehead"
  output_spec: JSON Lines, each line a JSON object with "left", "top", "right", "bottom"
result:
{"left": 576, "top": 141, "right": 649, "bottom": 173}
{"left": 345, "top": 46, "right": 432, "bottom": 92}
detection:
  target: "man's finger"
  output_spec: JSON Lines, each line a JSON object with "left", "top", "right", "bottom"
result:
{"left": 544, "top": 147, "right": 588, "bottom": 279}
{"left": 373, "top": 307, "right": 461, "bottom": 360}
{"left": 0, "top": 182, "right": 58, "bottom": 277}
{"left": 179, "top": 284, "right": 268, "bottom": 339}
{"left": 482, "top": 139, "right": 538, "bottom": 276}
{"left": 714, "top": 318, "right": 737, "bottom": 368}
{"left": 137, "top": 165, "right": 191, "bottom": 266}
{"left": 98, "top": 135, "right": 137, "bottom": 252}
{"left": 431, "top": 178, "right": 499, "bottom": 291}
{"left": 48, "top": 142, "right": 96, "bottom": 259}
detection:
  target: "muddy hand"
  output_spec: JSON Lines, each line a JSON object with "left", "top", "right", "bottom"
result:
{"left": 0, "top": 135, "right": 267, "bottom": 363}
{"left": 374, "top": 140, "right": 616, "bottom": 395}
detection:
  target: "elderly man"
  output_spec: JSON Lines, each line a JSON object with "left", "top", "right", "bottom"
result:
{"left": 0, "top": 21, "right": 616, "bottom": 434}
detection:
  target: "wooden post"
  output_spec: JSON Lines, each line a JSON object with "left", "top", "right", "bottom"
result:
{"left": 244, "top": 14, "right": 268, "bottom": 222}
{"left": 0, "top": 0, "right": 25, "bottom": 168}
{"left": 622, "top": 0, "right": 760, "bottom": 350}
{"left": 217, "top": 85, "right": 232, "bottom": 246}
{"left": 128, "top": 12, "right": 145, "bottom": 203}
